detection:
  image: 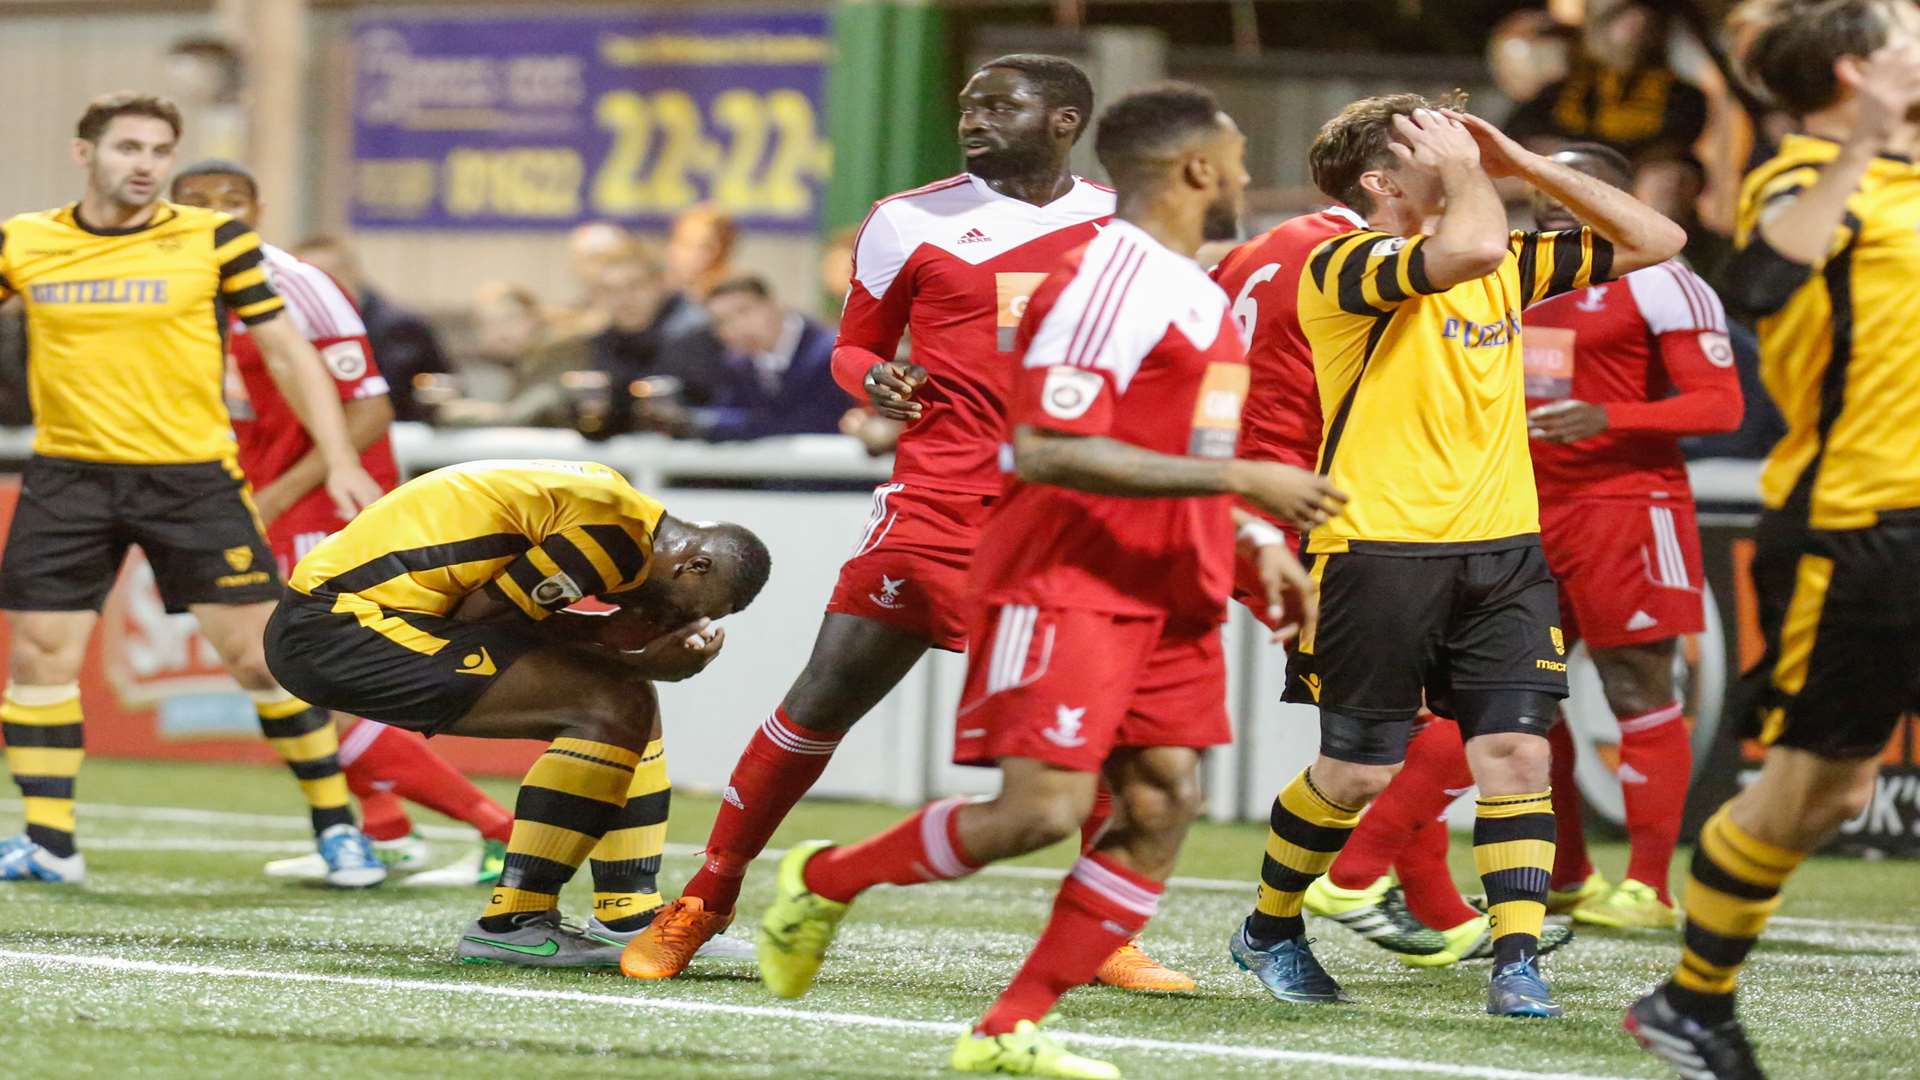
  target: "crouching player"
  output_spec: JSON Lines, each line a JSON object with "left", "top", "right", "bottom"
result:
{"left": 265, "top": 459, "right": 770, "bottom": 965}
{"left": 751, "top": 84, "right": 1342, "bottom": 1078}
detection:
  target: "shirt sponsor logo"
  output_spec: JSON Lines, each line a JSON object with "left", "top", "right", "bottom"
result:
{"left": 28, "top": 278, "right": 169, "bottom": 304}
{"left": 1188, "top": 362, "right": 1248, "bottom": 459}
{"left": 995, "top": 272, "right": 1048, "bottom": 351}
{"left": 1441, "top": 312, "right": 1521, "bottom": 350}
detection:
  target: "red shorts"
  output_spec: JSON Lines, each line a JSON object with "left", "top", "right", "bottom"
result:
{"left": 264, "top": 489, "right": 352, "bottom": 580}
{"left": 825, "top": 483, "right": 994, "bottom": 652}
{"left": 1228, "top": 509, "right": 1302, "bottom": 631}
{"left": 1540, "top": 496, "right": 1705, "bottom": 649}
{"left": 952, "top": 604, "right": 1231, "bottom": 772}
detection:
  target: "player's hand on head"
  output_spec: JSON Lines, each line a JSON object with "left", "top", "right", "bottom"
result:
{"left": 630, "top": 619, "right": 726, "bottom": 682}
{"left": 1527, "top": 399, "right": 1609, "bottom": 443}
{"left": 1440, "top": 109, "right": 1530, "bottom": 179}
{"left": 1389, "top": 109, "right": 1481, "bottom": 175}
{"left": 1242, "top": 462, "right": 1348, "bottom": 531}
{"left": 325, "top": 464, "right": 385, "bottom": 521}
{"left": 1843, "top": 42, "right": 1920, "bottom": 148}
{"left": 864, "top": 360, "right": 928, "bottom": 421}
{"left": 1253, "top": 539, "right": 1317, "bottom": 644}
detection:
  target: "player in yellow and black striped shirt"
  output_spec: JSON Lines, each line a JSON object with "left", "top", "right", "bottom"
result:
{"left": 1231, "top": 96, "right": 1683, "bottom": 1020}
{"left": 265, "top": 459, "right": 770, "bottom": 965}
{"left": 1629, "top": 4, "right": 1920, "bottom": 1074}
{"left": 0, "top": 93, "right": 384, "bottom": 888}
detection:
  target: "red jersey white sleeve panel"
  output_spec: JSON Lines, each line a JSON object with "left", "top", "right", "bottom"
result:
{"left": 261, "top": 243, "right": 387, "bottom": 402}
{"left": 837, "top": 173, "right": 1115, "bottom": 495}
{"left": 975, "top": 219, "right": 1245, "bottom": 621}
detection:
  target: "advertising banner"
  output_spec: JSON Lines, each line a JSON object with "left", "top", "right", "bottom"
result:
{"left": 350, "top": 9, "right": 830, "bottom": 232}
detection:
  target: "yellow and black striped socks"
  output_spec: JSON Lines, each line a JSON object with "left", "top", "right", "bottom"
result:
{"left": 1666, "top": 806, "right": 1805, "bottom": 1023}
{"left": 2, "top": 684, "right": 85, "bottom": 857}
{"left": 481, "top": 737, "right": 640, "bottom": 932}
{"left": 589, "top": 736, "right": 670, "bottom": 931}
{"left": 1473, "top": 790, "right": 1556, "bottom": 966}
{"left": 253, "top": 690, "right": 353, "bottom": 835}
{"left": 1247, "top": 768, "right": 1362, "bottom": 946}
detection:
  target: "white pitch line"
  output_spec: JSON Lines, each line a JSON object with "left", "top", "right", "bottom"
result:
{"left": 0, "top": 948, "right": 1639, "bottom": 1080}
{"left": 11, "top": 799, "right": 1917, "bottom": 935}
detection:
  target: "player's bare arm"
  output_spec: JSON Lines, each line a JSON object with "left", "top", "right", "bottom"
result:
{"left": 250, "top": 395, "right": 394, "bottom": 525}
{"left": 1011, "top": 424, "right": 1347, "bottom": 529}
{"left": 1387, "top": 110, "right": 1509, "bottom": 287}
{"left": 1755, "top": 42, "right": 1920, "bottom": 267}
{"left": 250, "top": 314, "right": 384, "bottom": 519}
{"left": 1449, "top": 110, "right": 1686, "bottom": 276}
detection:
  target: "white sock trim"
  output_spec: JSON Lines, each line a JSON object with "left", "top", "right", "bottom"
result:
{"left": 4, "top": 682, "right": 81, "bottom": 707}
{"left": 336, "top": 719, "right": 388, "bottom": 766}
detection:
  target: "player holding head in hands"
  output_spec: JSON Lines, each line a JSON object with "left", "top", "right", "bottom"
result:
{"left": 1229, "top": 94, "right": 1682, "bottom": 1019}
{"left": 625, "top": 56, "right": 1198, "bottom": 992}
{"left": 752, "top": 83, "right": 1337, "bottom": 1079}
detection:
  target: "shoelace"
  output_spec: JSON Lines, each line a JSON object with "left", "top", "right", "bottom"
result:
{"left": 650, "top": 903, "right": 715, "bottom": 953}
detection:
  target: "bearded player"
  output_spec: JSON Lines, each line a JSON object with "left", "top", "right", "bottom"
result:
{"left": 754, "top": 82, "right": 1338, "bottom": 1079}
{"left": 624, "top": 56, "right": 1189, "bottom": 991}
{"left": 171, "top": 160, "right": 519, "bottom": 886}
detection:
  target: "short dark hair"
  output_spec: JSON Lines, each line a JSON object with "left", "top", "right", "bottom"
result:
{"left": 981, "top": 54, "right": 1095, "bottom": 141}
{"left": 172, "top": 158, "right": 259, "bottom": 199}
{"left": 1093, "top": 82, "right": 1226, "bottom": 189}
{"left": 1735, "top": 0, "right": 1899, "bottom": 115}
{"left": 712, "top": 523, "right": 772, "bottom": 614}
{"left": 1550, "top": 142, "right": 1635, "bottom": 187}
{"left": 707, "top": 275, "right": 772, "bottom": 302}
{"left": 77, "top": 91, "right": 183, "bottom": 143}
{"left": 1309, "top": 92, "right": 1467, "bottom": 214}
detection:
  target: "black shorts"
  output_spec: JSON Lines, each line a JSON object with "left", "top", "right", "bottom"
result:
{"left": 0, "top": 455, "right": 280, "bottom": 614}
{"left": 265, "top": 590, "right": 546, "bottom": 734}
{"left": 1744, "top": 508, "right": 1920, "bottom": 760}
{"left": 1284, "top": 541, "right": 1568, "bottom": 764}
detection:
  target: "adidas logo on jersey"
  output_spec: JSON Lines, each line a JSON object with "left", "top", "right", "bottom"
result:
{"left": 957, "top": 227, "right": 991, "bottom": 244}
{"left": 1626, "top": 610, "right": 1659, "bottom": 631}
{"left": 1617, "top": 762, "right": 1650, "bottom": 785}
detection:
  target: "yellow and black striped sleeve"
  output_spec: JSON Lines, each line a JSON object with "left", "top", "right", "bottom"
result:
{"left": 1304, "top": 230, "right": 1442, "bottom": 316}
{"left": 490, "top": 524, "right": 653, "bottom": 620}
{"left": 1728, "top": 165, "right": 1852, "bottom": 317}
{"left": 1510, "top": 227, "right": 1614, "bottom": 305}
{"left": 212, "top": 218, "right": 284, "bottom": 326}
{"left": 0, "top": 224, "right": 12, "bottom": 303}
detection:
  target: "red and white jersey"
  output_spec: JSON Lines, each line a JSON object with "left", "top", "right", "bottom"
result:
{"left": 1210, "top": 206, "right": 1367, "bottom": 471}
{"left": 839, "top": 173, "right": 1114, "bottom": 495}
{"left": 226, "top": 243, "right": 399, "bottom": 501}
{"left": 972, "top": 219, "right": 1248, "bottom": 622}
{"left": 1523, "top": 259, "right": 1741, "bottom": 500}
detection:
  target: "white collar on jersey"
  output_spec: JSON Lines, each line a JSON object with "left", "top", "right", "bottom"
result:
{"left": 964, "top": 172, "right": 1095, "bottom": 211}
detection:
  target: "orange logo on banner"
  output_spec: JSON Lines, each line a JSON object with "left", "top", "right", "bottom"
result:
{"left": 995, "top": 272, "right": 1048, "bottom": 351}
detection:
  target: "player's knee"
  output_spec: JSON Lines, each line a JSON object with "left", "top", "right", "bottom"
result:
{"left": 225, "top": 647, "right": 277, "bottom": 691}
{"left": 1122, "top": 774, "right": 1205, "bottom": 836}
{"left": 1470, "top": 733, "right": 1551, "bottom": 793}
{"left": 1311, "top": 758, "right": 1396, "bottom": 807}
{"left": 10, "top": 638, "right": 85, "bottom": 685}
{"left": 1809, "top": 768, "right": 1877, "bottom": 833}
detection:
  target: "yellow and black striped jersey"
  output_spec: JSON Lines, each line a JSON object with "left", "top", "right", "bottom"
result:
{"left": 290, "top": 460, "right": 664, "bottom": 622}
{"left": 1298, "top": 227, "right": 1613, "bottom": 554}
{"left": 1734, "top": 133, "right": 1920, "bottom": 529}
{"left": 0, "top": 201, "right": 283, "bottom": 464}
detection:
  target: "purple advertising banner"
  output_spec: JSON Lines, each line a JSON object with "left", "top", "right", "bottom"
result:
{"left": 350, "top": 9, "right": 830, "bottom": 231}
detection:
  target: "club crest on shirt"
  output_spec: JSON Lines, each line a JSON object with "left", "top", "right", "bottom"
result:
{"left": 532, "top": 571, "right": 583, "bottom": 608}
{"left": 1041, "top": 366, "right": 1103, "bottom": 421}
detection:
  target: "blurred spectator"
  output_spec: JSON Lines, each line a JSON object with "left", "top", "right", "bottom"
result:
{"left": 553, "top": 220, "right": 632, "bottom": 337}
{"left": 587, "top": 246, "right": 730, "bottom": 433}
{"left": 1503, "top": 1, "right": 1707, "bottom": 221}
{"left": 435, "top": 282, "right": 586, "bottom": 427}
{"left": 292, "top": 234, "right": 454, "bottom": 423}
{"left": 655, "top": 276, "right": 846, "bottom": 442}
{"left": 817, "top": 223, "right": 858, "bottom": 323}
{"left": 664, "top": 204, "right": 737, "bottom": 300}
{"left": 0, "top": 302, "right": 27, "bottom": 426}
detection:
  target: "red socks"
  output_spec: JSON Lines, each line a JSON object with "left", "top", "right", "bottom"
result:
{"left": 1547, "top": 717, "right": 1594, "bottom": 889}
{"left": 1326, "top": 717, "right": 1470, "bottom": 890}
{"left": 339, "top": 719, "right": 513, "bottom": 843}
{"left": 803, "top": 796, "right": 979, "bottom": 903}
{"left": 1394, "top": 815, "right": 1478, "bottom": 929}
{"left": 685, "top": 708, "right": 844, "bottom": 914}
{"left": 978, "top": 852, "right": 1162, "bottom": 1036}
{"left": 1617, "top": 701, "right": 1690, "bottom": 903}
{"left": 1080, "top": 782, "right": 1114, "bottom": 853}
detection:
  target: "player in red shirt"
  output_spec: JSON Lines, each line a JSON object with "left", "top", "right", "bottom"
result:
{"left": 751, "top": 83, "right": 1338, "bottom": 1079}
{"left": 625, "top": 55, "right": 1195, "bottom": 988}
{"left": 1302, "top": 144, "right": 1741, "bottom": 959}
{"left": 172, "top": 162, "right": 517, "bottom": 885}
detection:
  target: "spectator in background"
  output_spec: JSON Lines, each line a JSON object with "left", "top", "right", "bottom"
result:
{"left": 293, "top": 234, "right": 454, "bottom": 424}
{"left": 0, "top": 302, "right": 27, "bottom": 426}
{"left": 664, "top": 204, "right": 737, "bottom": 301}
{"left": 588, "top": 245, "right": 728, "bottom": 424}
{"left": 666, "top": 276, "right": 844, "bottom": 442}
{"left": 434, "top": 282, "right": 586, "bottom": 427}
{"left": 1503, "top": 1, "right": 1707, "bottom": 222}
{"left": 553, "top": 220, "right": 633, "bottom": 337}
{"left": 817, "top": 223, "right": 857, "bottom": 324}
